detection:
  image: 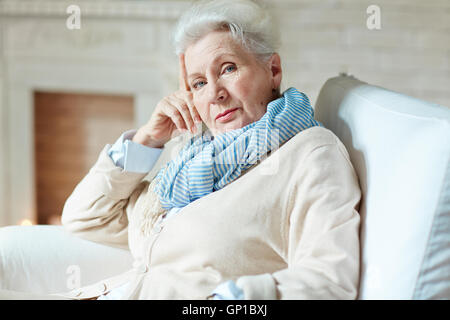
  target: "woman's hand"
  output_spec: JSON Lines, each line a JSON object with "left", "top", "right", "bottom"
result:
{"left": 132, "top": 54, "right": 202, "bottom": 148}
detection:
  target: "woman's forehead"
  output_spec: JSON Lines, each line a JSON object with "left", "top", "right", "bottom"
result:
{"left": 184, "top": 31, "right": 248, "bottom": 77}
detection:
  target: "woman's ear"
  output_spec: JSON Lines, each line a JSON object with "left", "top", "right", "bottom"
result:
{"left": 268, "top": 53, "right": 282, "bottom": 90}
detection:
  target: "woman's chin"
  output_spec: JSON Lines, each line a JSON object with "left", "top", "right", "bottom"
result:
{"left": 213, "top": 119, "right": 243, "bottom": 135}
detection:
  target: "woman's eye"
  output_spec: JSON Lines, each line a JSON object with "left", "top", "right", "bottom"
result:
{"left": 223, "top": 64, "right": 236, "bottom": 73}
{"left": 193, "top": 80, "right": 206, "bottom": 89}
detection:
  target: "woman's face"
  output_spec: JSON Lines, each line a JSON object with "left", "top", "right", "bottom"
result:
{"left": 184, "top": 30, "right": 282, "bottom": 135}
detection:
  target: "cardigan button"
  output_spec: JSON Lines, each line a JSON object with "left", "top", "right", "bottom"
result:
{"left": 137, "top": 264, "right": 148, "bottom": 274}
{"left": 153, "top": 224, "right": 163, "bottom": 233}
{"left": 97, "top": 283, "right": 107, "bottom": 293}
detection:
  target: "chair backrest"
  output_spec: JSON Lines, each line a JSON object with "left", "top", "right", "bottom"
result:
{"left": 314, "top": 75, "right": 450, "bottom": 299}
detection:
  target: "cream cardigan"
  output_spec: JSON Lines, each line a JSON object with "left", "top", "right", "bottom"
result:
{"left": 58, "top": 126, "right": 361, "bottom": 300}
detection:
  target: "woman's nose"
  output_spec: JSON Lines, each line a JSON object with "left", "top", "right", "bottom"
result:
{"left": 207, "top": 81, "right": 228, "bottom": 104}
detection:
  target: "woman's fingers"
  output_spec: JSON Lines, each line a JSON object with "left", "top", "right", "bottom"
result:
{"left": 166, "top": 95, "right": 196, "bottom": 133}
{"left": 178, "top": 54, "right": 202, "bottom": 131}
{"left": 179, "top": 54, "right": 190, "bottom": 92}
{"left": 174, "top": 90, "right": 202, "bottom": 125}
{"left": 166, "top": 105, "right": 187, "bottom": 132}
{"left": 138, "top": 55, "right": 199, "bottom": 146}
{"left": 189, "top": 101, "right": 202, "bottom": 124}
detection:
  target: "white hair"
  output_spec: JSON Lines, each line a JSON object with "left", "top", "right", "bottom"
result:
{"left": 172, "top": 0, "right": 280, "bottom": 62}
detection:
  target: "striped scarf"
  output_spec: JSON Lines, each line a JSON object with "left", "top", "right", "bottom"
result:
{"left": 153, "top": 87, "right": 323, "bottom": 211}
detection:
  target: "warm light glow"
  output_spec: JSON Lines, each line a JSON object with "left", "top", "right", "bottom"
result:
{"left": 19, "top": 219, "right": 33, "bottom": 226}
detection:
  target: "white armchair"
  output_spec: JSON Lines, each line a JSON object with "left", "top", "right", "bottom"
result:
{"left": 315, "top": 75, "right": 450, "bottom": 299}
{"left": 1, "top": 75, "right": 449, "bottom": 299}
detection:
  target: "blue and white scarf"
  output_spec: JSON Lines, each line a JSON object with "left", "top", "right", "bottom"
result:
{"left": 153, "top": 87, "right": 323, "bottom": 210}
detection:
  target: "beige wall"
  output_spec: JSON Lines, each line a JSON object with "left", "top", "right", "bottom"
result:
{"left": 267, "top": 0, "right": 449, "bottom": 108}
{"left": 0, "top": 0, "right": 448, "bottom": 226}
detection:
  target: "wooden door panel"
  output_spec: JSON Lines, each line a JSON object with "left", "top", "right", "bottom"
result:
{"left": 34, "top": 91, "right": 134, "bottom": 224}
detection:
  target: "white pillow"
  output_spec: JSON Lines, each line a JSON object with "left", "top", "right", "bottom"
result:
{"left": 315, "top": 75, "right": 450, "bottom": 299}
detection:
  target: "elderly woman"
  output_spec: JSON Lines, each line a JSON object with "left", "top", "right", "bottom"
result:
{"left": 3, "top": 0, "right": 360, "bottom": 300}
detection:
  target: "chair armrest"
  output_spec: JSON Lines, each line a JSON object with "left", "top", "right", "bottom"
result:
{"left": 0, "top": 225, "right": 133, "bottom": 294}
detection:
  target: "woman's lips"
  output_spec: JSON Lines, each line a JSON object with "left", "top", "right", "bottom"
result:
{"left": 215, "top": 108, "right": 239, "bottom": 123}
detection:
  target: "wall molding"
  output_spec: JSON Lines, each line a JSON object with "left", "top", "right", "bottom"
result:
{"left": 0, "top": 0, "right": 191, "bottom": 19}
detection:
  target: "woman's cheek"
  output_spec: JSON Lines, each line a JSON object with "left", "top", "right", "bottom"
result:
{"left": 234, "top": 77, "right": 262, "bottom": 113}
{"left": 230, "top": 76, "right": 252, "bottom": 104}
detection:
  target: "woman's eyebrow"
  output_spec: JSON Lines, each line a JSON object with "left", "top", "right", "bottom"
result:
{"left": 187, "top": 53, "right": 239, "bottom": 81}
{"left": 188, "top": 72, "right": 203, "bottom": 82}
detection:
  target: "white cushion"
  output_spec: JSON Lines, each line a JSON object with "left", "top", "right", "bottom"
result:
{"left": 0, "top": 225, "right": 133, "bottom": 294}
{"left": 315, "top": 75, "right": 450, "bottom": 299}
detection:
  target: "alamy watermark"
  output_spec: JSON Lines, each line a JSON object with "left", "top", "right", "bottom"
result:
{"left": 366, "top": 5, "right": 381, "bottom": 30}
{"left": 66, "top": 5, "right": 81, "bottom": 30}
{"left": 66, "top": 264, "right": 81, "bottom": 290}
